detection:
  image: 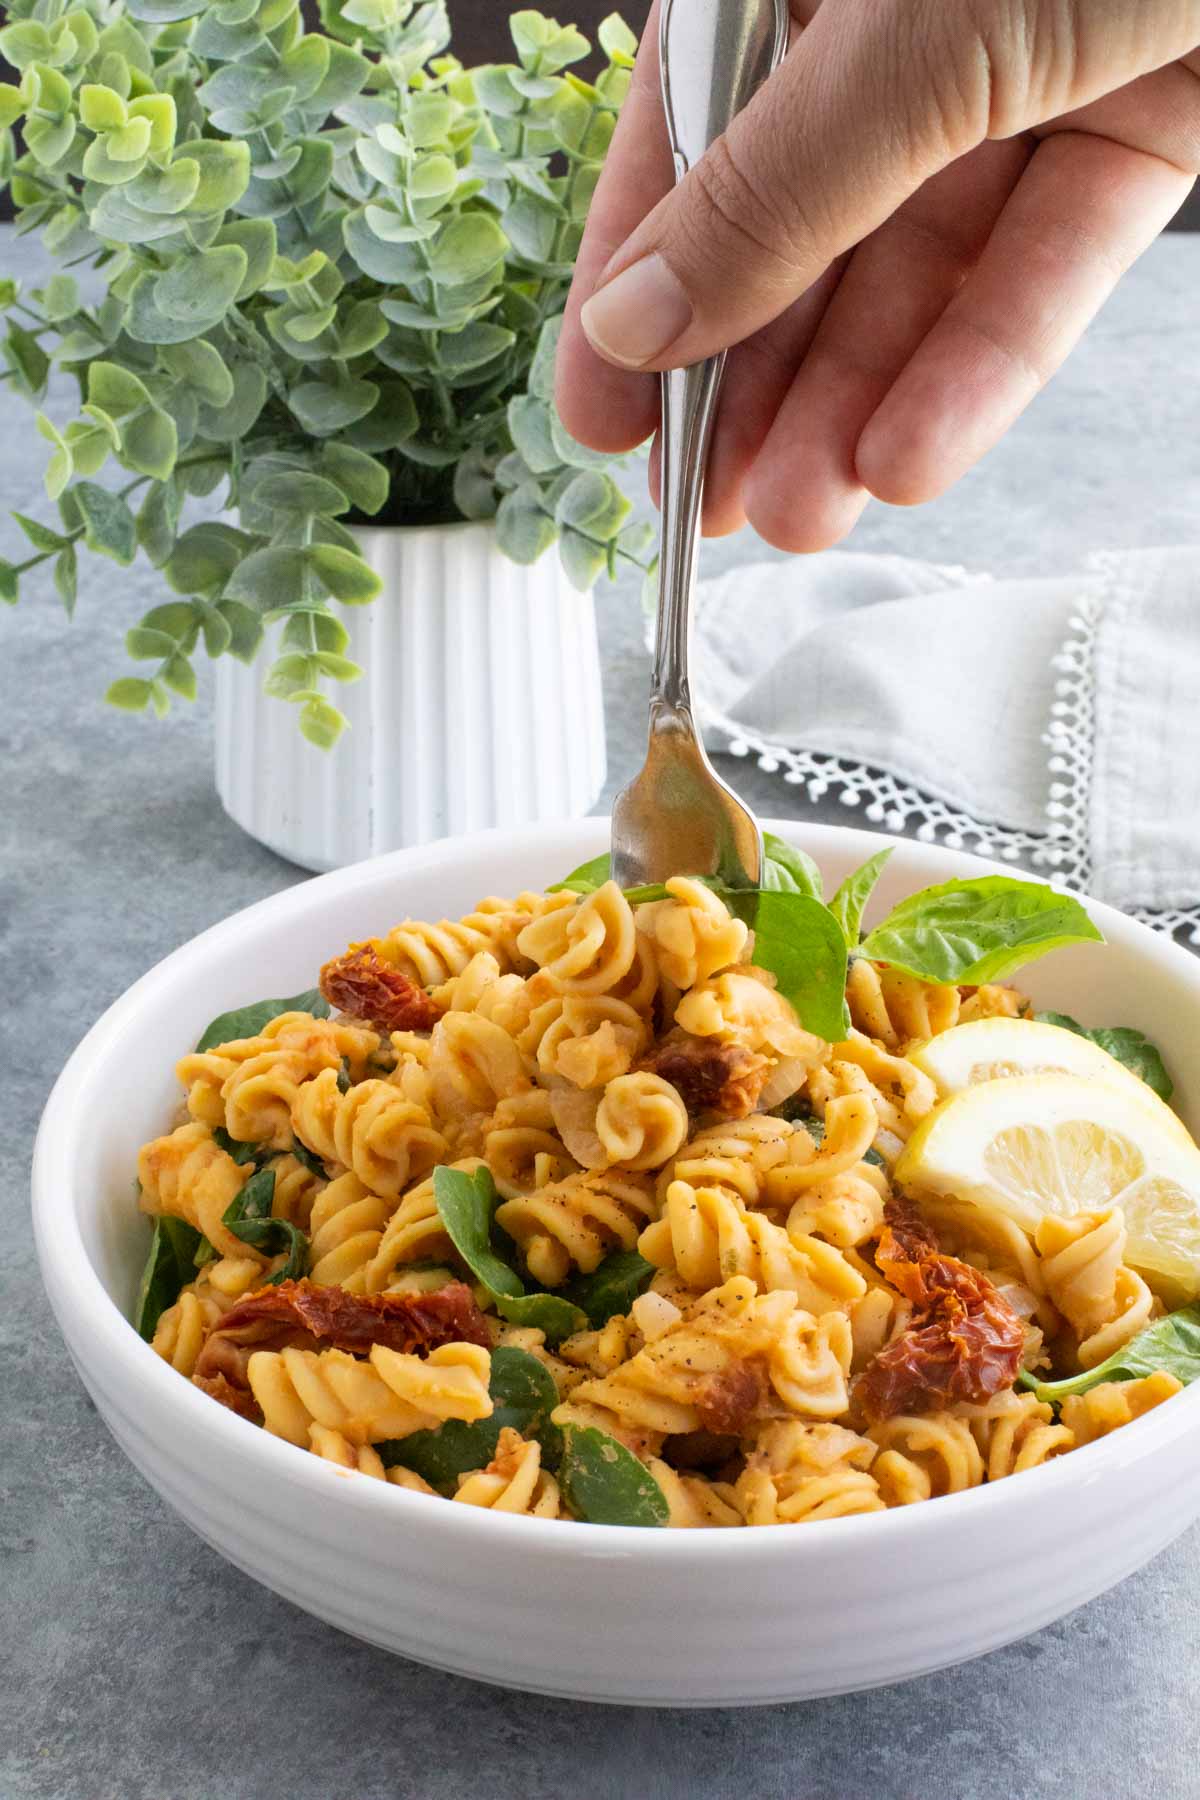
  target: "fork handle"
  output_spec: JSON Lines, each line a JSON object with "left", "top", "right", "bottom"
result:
{"left": 651, "top": 0, "right": 789, "bottom": 718}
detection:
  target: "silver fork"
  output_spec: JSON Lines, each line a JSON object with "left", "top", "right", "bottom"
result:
{"left": 610, "top": 0, "right": 789, "bottom": 891}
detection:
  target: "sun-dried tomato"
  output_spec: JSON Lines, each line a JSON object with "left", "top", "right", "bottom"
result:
{"left": 639, "top": 1032, "right": 769, "bottom": 1120}
{"left": 193, "top": 1279, "right": 490, "bottom": 1410}
{"left": 857, "top": 1199, "right": 1025, "bottom": 1421}
{"left": 695, "top": 1361, "right": 764, "bottom": 1435}
{"left": 319, "top": 945, "right": 443, "bottom": 1033}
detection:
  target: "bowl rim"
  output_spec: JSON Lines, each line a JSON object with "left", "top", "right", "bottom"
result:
{"left": 32, "top": 817, "right": 1200, "bottom": 1559}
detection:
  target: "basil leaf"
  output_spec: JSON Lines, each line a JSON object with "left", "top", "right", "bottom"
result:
{"left": 1020, "top": 1304, "right": 1200, "bottom": 1405}
{"left": 193, "top": 1235, "right": 218, "bottom": 1268}
{"left": 1035, "top": 1012, "right": 1173, "bottom": 1102}
{"left": 559, "top": 1425, "right": 669, "bottom": 1527}
{"left": 433, "top": 1165, "right": 587, "bottom": 1343}
{"left": 829, "top": 848, "right": 893, "bottom": 947}
{"left": 859, "top": 876, "right": 1103, "bottom": 986}
{"left": 134, "top": 1216, "right": 203, "bottom": 1340}
{"left": 562, "top": 1249, "right": 655, "bottom": 1328}
{"left": 221, "top": 1167, "right": 309, "bottom": 1283}
{"left": 195, "top": 988, "right": 330, "bottom": 1053}
{"left": 761, "top": 832, "right": 823, "bottom": 900}
{"left": 548, "top": 851, "right": 613, "bottom": 895}
{"left": 747, "top": 891, "right": 849, "bottom": 1043}
{"left": 212, "top": 1125, "right": 265, "bottom": 1167}
{"left": 378, "top": 1346, "right": 562, "bottom": 1491}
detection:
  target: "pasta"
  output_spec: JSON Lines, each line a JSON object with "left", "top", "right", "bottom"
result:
{"left": 133, "top": 870, "right": 1191, "bottom": 1529}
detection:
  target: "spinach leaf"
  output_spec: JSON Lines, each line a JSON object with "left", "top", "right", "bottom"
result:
{"left": 221, "top": 1167, "right": 309, "bottom": 1284}
{"left": 829, "top": 848, "right": 893, "bottom": 947}
{"left": 433, "top": 1165, "right": 587, "bottom": 1344}
{"left": 562, "top": 1249, "right": 656, "bottom": 1328}
{"left": 288, "top": 1141, "right": 331, "bottom": 1180}
{"left": 212, "top": 1125, "right": 265, "bottom": 1167}
{"left": 1035, "top": 1012, "right": 1173, "bottom": 1102}
{"left": 134, "top": 1216, "right": 203, "bottom": 1340}
{"left": 378, "top": 1346, "right": 562, "bottom": 1491}
{"left": 859, "top": 876, "right": 1102, "bottom": 986}
{"left": 559, "top": 1425, "right": 669, "bottom": 1526}
{"left": 749, "top": 891, "right": 849, "bottom": 1043}
{"left": 1020, "top": 1305, "right": 1200, "bottom": 1405}
{"left": 761, "top": 832, "right": 823, "bottom": 900}
{"left": 195, "top": 988, "right": 329, "bottom": 1053}
{"left": 193, "top": 1235, "right": 218, "bottom": 1268}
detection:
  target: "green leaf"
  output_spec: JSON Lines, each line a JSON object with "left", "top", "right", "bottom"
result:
{"left": 40, "top": 273, "right": 80, "bottom": 321}
{"left": 221, "top": 1168, "right": 308, "bottom": 1282}
{"left": 226, "top": 545, "right": 309, "bottom": 612}
{"left": 5, "top": 325, "right": 50, "bottom": 399}
{"left": 214, "top": 218, "right": 277, "bottom": 300}
{"left": 154, "top": 246, "right": 248, "bottom": 327}
{"left": 88, "top": 361, "right": 151, "bottom": 418}
{"left": 121, "top": 404, "right": 178, "bottom": 481}
{"left": 559, "top": 1426, "right": 668, "bottom": 1527}
{"left": 319, "top": 443, "right": 388, "bottom": 516}
{"left": 310, "top": 543, "right": 381, "bottom": 605}
{"left": 433, "top": 1165, "right": 586, "bottom": 1344}
{"left": 561, "top": 1249, "right": 655, "bottom": 1329}
{"left": 558, "top": 528, "right": 607, "bottom": 592}
{"left": 598, "top": 13, "right": 639, "bottom": 65}
{"left": 860, "top": 877, "right": 1104, "bottom": 986}
{"left": 12, "top": 513, "right": 67, "bottom": 554}
{"left": 133, "top": 1216, "right": 203, "bottom": 1339}
{"left": 1020, "top": 1305, "right": 1200, "bottom": 1406}
{"left": 548, "top": 852, "right": 613, "bottom": 896}
{"left": 1035, "top": 1013, "right": 1173, "bottom": 1102}
{"left": 495, "top": 482, "right": 555, "bottom": 566}
{"left": 212, "top": 1126, "right": 267, "bottom": 1169}
{"left": 430, "top": 212, "right": 509, "bottom": 286}
{"left": 289, "top": 378, "right": 378, "bottom": 435}
{"left": 72, "top": 482, "right": 137, "bottom": 564}
{"left": 166, "top": 522, "right": 250, "bottom": 595}
{"left": 298, "top": 694, "right": 347, "bottom": 750}
{"left": 749, "top": 891, "right": 850, "bottom": 1044}
{"left": 762, "top": 833, "right": 824, "bottom": 901}
{"left": 53, "top": 543, "right": 77, "bottom": 615}
{"left": 175, "top": 138, "right": 252, "bottom": 212}
{"left": 136, "top": 479, "right": 181, "bottom": 567}
{"left": 107, "top": 676, "right": 153, "bottom": 712}
{"left": 158, "top": 339, "right": 234, "bottom": 407}
{"left": 254, "top": 472, "right": 349, "bottom": 519}
{"left": 828, "top": 848, "right": 893, "bottom": 946}
{"left": 507, "top": 394, "right": 559, "bottom": 474}
{"left": 195, "top": 988, "right": 329, "bottom": 1053}
{"left": 0, "top": 560, "right": 18, "bottom": 606}
{"left": 379, "top": 1346, "right": 562, "bottom": 1492}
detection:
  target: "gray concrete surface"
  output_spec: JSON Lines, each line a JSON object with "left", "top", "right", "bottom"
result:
{"left": 3, "top": 230, "right": 1200, "bottom": 1800}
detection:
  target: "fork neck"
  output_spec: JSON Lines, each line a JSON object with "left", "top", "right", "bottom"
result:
{"left": 650, "top": 355, "right": 727, "bottom": 720}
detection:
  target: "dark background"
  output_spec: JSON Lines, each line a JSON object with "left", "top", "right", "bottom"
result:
{"left": 2, "top": 0, "right": 1197, "bottom": 226}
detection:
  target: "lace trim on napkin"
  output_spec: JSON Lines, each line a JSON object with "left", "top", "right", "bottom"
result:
{"left": 700, "top": 559, "right": 1200, "bottom": 944}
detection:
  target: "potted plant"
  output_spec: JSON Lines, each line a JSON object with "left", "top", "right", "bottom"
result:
{"left": 0, "top": 0, "right": 651, "bottom": 869}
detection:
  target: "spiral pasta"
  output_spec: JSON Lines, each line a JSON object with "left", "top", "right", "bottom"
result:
{"left": 633, "top": 878, "right": 748, "bottom": 990}
{"left": 517, "top": 881, "right": 638, "bottom": 995}
{"left": 180, "top": 1016, "right": 380, "bottom": 1148}
{"left": 807, "top": 1031, "right": 937, "bottom": 1145}
{"left": 736, "top": 1421, "right": 883, "bottom": 1524}
{"left": 1059, "top": 1370, "right": 1183, "bottom": 1446}
{"left": 249, "top": 1341, "right": 492, "bottom": 1447}
{"left": 520, "top": 994, "right": 649, "bottom": 1089}
{"left": 646, "top": 1460, "right": 743, "bottom": 1527}
{"left": 138, "top": 1123, "right": 255, "bottom": 1260}
{"left": 363, "top": 1158, "right": 483, "bottom": 1293}
{"left": 305, "top": 1173, "right": 393, "bottom": 1291}
{"left": 958, "top": 1390, "right": 1074, "bottom": 1480}
{"left": 292, "top": 1069, "right": 447, "bottom": 1198}
{"left": 846, "top": 959, "right": 960, "bottom": 1052}
{"left": 370, "top": 891, "right": 571, "bottom": 985}
{"left": 1035, "top": 1209, "right": 1157, "bottom": 1368}
{"left": 869, "top": 1414, "right": 985, "bottom": 1504}
{"left": 495, "top": 1168, "right": 658, "bottom": 1286}
{"left": 675, "top": 968, "right": 822, "bottom": 1061}
{"left": 454, "top": 1428, "right": 561, "bottom": 1517}
{"left": 639, "top": 1181, "right": 866, "bottom": 1312}
{"left": 659, "top": 1114, "right": 797, "bottom": 1207}
{"left": 429, "top": 1011, "right": 530, "bottom": 1119}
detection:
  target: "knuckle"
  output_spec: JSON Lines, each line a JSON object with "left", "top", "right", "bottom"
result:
{"left": 682, "top": 128, "right": 821, "bottom": 281}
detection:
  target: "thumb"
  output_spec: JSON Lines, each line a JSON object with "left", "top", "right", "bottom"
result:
{"left": 580, "top": 1, "right": 985, "bottom": 370}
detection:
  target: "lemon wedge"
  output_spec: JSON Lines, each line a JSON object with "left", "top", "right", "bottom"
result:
{"left": 910, "top": 1017, "right": 1190, "bottom": 1139}
{"left": 896, "top": 1072, "right": 1200, "bottom": 1297}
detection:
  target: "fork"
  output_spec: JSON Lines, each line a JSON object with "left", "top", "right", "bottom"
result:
{"left": 610, "top": 0, "right": 789, "bottom": 891}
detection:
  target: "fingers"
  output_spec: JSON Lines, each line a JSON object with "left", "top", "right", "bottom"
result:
{"left": 743, "top": 137, "right": 1031, "bottom": 551}
{"left": 554, "top": 0, "right": 671, "bottom": 453}
{"left": 856, "top": 131, "right": 1193, "bottom": 506}
{"left": 648, "top": 262, "right": 847, "bottom": 537}
{"left": 576, "top": 0, "right": 984, "bottom": 373}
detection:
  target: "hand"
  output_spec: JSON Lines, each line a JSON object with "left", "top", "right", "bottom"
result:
{"left": 556, "top": 0, "right": 1200, "bottom": 550}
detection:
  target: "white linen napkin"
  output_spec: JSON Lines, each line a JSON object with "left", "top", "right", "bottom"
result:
{"left": 684, "top": 547, "right": 1200, "bottom": 933}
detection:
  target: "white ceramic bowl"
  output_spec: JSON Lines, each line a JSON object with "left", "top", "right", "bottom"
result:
{"left": 33, "top": 821, "right": 1200, "bottom": 1706}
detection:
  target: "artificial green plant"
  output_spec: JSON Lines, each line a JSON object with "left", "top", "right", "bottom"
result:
{"left": 0, "top": 1, "right": 648, "bottom": 745}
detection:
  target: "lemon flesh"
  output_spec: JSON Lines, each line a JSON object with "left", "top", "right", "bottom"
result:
{"left": 896, "top": 1072, "right": 1200, "bottom": 1298}
{"left": 910, "top": 1017, "right": 1188, "bottom": 1139}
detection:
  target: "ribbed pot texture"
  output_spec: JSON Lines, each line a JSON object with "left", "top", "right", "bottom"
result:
{"left": 214, "top": 521, "right": 607, "bottom": 871}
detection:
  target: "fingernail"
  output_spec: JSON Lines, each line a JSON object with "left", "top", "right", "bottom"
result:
{"left": 580, "top": 254, "right": 693, "bottom": 368}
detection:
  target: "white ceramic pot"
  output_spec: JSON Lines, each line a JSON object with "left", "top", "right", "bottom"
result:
{"left": 32, "top": 821, "right": 1200, "bottom": 1706}
{"left": 214, "top": 521, "right": 606, "bottom": 872}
